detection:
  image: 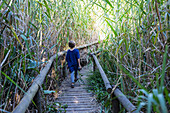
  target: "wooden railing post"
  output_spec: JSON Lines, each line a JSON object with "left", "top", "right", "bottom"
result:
{"left": 63, "top": 61, "right": 67, "bottom": 78}
{"left": 111, "top": 92, "right": 120, "bottom": 113}
{"left": 34, "top": 89, "right": 42, "bottom": 113}
{"left": 92, "top": 58, "right": 96, "bottom": 72}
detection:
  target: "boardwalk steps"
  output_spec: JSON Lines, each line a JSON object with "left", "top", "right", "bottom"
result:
{"left": 55, "top": 65, "right": 100, "bottom": 113}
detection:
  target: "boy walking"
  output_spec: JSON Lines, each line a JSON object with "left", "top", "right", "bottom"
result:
{"left": 66, "top": 41, "right": 81, "bottom": 88}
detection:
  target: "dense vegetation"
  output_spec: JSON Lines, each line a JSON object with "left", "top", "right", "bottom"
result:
{"left": 0, "top": 0, "right": 96, "bottom": 112}
{"left": 0, "top": 0, "right": 169, "bottom": 112}
{"left": 87, "top": 0, "right": 169, "bottom": 112}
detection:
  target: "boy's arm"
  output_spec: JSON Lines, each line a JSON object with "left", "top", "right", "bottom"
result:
{"left": 78, "top": 59, "right": 81, "bottom": 69}
{"left": 76, "top": 49, "right": 81, "bottom": 68}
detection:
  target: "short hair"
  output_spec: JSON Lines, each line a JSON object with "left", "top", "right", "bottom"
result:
{"left": 69, "top": 41, "right": 75, "bottom": 48}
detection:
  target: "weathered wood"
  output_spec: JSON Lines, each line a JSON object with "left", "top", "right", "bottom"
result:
{"left": 34, "top": 89, "right": 42, "bottom": 113}
{"left": 111, "top": 93, "right": 120, "bottom": 113}
{"left": 113, "top": 88, "right": 137, "bottom": 112}
{"left": 12, "top": 42, "right": 99, "bottom": 113}
{"left": 12, "top": 55, "right": 56, "bottom": 113}
{"left": 90, "top": 51, "right": 100, "bottom": 72}
{"left": 92, "top": 58, "right": 96, "bottom": 72}
{"left": 91, "top": 54, "right": 112, "bottom": 93}
{"left": 77, "top": 41, "right": 98, "bottom": 49}
{"left": 56, "top": 65, "right": 100, "bottom": 112}
{"left": 63, "top": 62, "right": 67, "bottom": 78}
{"left": 90, "top": 52, "right": 140, "bottom": 113}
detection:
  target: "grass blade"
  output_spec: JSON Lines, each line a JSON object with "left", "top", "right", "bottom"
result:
{"left": 1, "top": 71, "right": 25, "bottom": 93}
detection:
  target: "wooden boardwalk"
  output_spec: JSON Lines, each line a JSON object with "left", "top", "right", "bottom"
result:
{"left": 56, "top": 65, "right": 100, "bottom": 113}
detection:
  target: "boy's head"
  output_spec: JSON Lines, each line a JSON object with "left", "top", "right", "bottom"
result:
{"left": 69, "top": 41, "right": 75, "bottom": 49}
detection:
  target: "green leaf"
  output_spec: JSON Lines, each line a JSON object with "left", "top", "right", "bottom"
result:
{"left": 152, "top": 89, "right": 158, "bottom": 96}
{"left": 27, "top": 59, "right": 37, "bottom": 69}
{"left": 0, "top": 1, "right": 5, "bottom": 11}
{"left": 37, "top": 1, "right": 44, "bottom": 7}
{"left": 10, "top": 26, "right": 24, "bottom": 48}
{"left": 157, "top": 94, "right": 168, "bottom": 113}
{"left": 21, "top": 71, "right": 27, "bottom": 87}
{"left": 160, "top": 45, "right": 168, "bottom": 92}
{"left": 116, "top": 39, "right": 125, "bottom": 55}
{"left": 43, "top": 90, "right": 56, "bottom": 94}
{"left": 119, "top": 65, "right": 147, "bottom": 91}
{"left": 43, "top": 0, "right": 51, "bottom": 19}
{"left": 164, "top": 88, "right": 170, "bottom": 104}
{"left": 21, "top": 34, "right": 33, "bottom": 59}
{"left": 105, "top": 19, "right": 118, "bottom": 37}
{"left": 103, "top": 0, "right": 114, "bottom": 8}
{"left": 133, "top": 0, "right": 146, "bottom": 15}
{"left": 137, "top": 102, "right": 145, "bottom": 112}
{"left": 117, "top": 8, "right": 131, "bottom": 22}
{"left": 139, "top": 89, "right": 148, "bottom": 96}
{"left": 147, "top": 93, "right": 153, "bottom": 113}
{"left": 93, "top": 2, "right": 109, "bottom": 12}
{"left": 29, "top": 21, "right": 39, "bottom": 30}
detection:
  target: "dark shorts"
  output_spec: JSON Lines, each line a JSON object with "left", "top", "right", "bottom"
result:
{"left": 69, "top": 65, "right": 78, "bottom": 73}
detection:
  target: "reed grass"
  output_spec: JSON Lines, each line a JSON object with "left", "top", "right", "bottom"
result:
{"left": 0, "top": 0, "right": 96, "bottom": 112}
{"left": 87, "top": 0, "right": 169, "bottom": 112}
{"left": 0, "top": 0, "right": 169, "bottom": 112}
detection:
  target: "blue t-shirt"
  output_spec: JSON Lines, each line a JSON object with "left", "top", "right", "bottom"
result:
{"left": 66, "top": 48, "right": 80, "bottom": 72}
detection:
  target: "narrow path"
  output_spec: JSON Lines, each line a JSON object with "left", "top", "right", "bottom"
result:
{"left": 56, "top": 65, "right": 100, "bottom": 113}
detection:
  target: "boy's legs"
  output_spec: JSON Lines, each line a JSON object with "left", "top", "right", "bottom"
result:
{"left": 70, "top": 71, "right": 75, "bottom": 83}
{"left": 75, "top": 70, "right": 79, "bottom": 81}
{"left": 70, "top": 66, "right": 79, "bottom": 88}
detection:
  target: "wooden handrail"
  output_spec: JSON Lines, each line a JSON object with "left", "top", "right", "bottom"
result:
{"left": 77, "top": 41, "right": 99, "bottom": 49}
{"left": 12, "top": 55, "right": 56, "bottom": 113}
{"left": 114, "top": 88, "right": 137, "bottom": 112}
{"left": 90, "top": 53, "right": 139, "bottom": 113}
{"left": 12, "top": 41, "right": 99, "bottom": 113}
{"left": 90, "top": 53, "right": 112, "bottom": 93}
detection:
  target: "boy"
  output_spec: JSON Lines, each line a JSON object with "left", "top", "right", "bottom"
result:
{"left": 66, "top": 41, "right": 81, "bottom": 88}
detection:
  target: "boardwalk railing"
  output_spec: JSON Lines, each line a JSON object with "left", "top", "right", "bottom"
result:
{"left": 90, "top": 52, "right": 140, "bottom": 113}
{"left": 12, "top": 41, "right": 99, "bottom": 113}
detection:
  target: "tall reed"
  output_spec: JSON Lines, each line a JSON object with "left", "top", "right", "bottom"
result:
{"left": 88, "top": 0, "right": 169, "bottom": 112}
{"left": 0, "top": 0, "right": 96, "bottom": 112}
